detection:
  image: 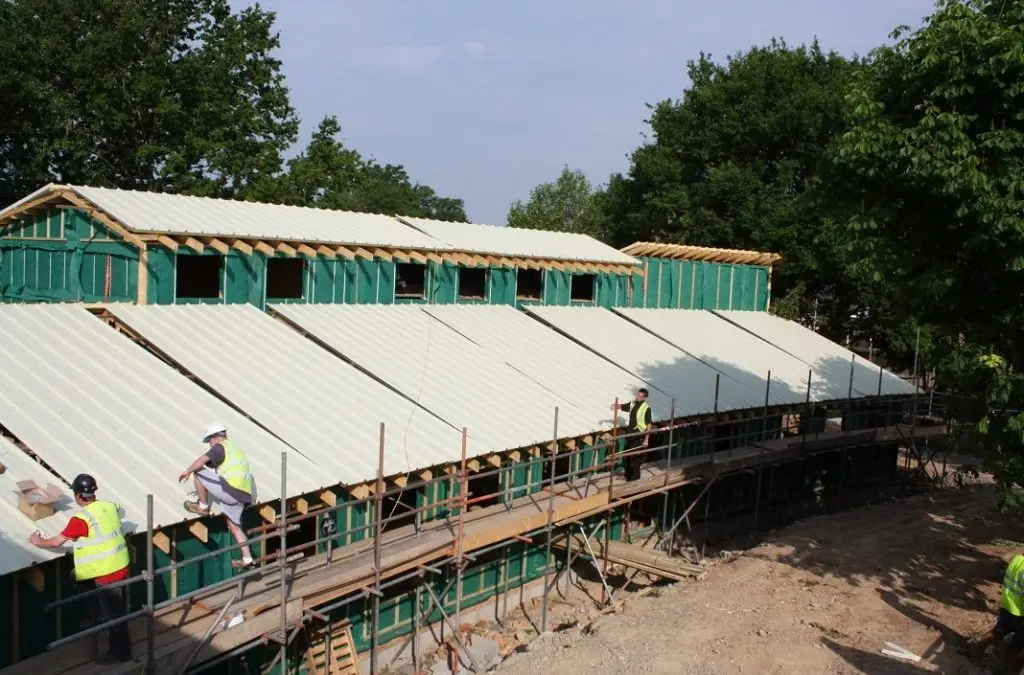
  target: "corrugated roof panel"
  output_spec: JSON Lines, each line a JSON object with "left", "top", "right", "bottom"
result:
{"left": 0, "top": 437, "right": 71, "bottom": 577}
{"left": 524, "top": 307, "right": 766, "bottom": 415}
{"left": 713, "top": 311, "right": 916, "bottom": 397}
{"left": 0, "top": 305, "right": 322, "bottom": 532}
{"left": 400, "top": 216, "right": 638, "bottom": 265}
{"left": 421, "top": 305, "right": 669, "bottom": 427}
{"left": 272, "top": 305, "right": 599, "bottom": 450}
{"left": 107, "top": 304, "right": 481, "bottom": 480}
{"left": 69, "top": 185, "right": 447, "bottom": 250}
{"left": 614, "top": 308, "right": 832, "bottom": 404}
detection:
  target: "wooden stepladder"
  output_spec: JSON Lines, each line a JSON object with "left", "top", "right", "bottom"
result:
{"left": 305, "top": 619, "right": 361, "bottom": 675}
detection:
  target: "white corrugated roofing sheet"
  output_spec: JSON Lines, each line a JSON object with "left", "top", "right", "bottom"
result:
{"left": 107, "top": 304, "right": 481, "bottom": 481}
{"left": 714, "top": 310, "right": 916, "bottom": 397}
{"left": 68, "top": 185, "right": 447, "bottom": 250}
{"left": 421, "top": 304, "right": 666, "bottom": 428}
{"left": 615, "top": 308, "right": 835, "bottom": 405}
{"left": 0, "top": 437, "right": 71, "bottom": 576}
{"left": 0, "top": 304, "right": 322, "bottom": 532}
{"left": 400, "top": 216, "right": 638, "bottom": 265}
{"left": 525, "top": 307, "right": 766, "bottom": 416}
{"left": 272, "top": 304, "right": 598, "bottom": 451}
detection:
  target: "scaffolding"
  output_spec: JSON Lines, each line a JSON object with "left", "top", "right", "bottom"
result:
{"left": 1, "top": 367, "right": 948, "bottom": 675}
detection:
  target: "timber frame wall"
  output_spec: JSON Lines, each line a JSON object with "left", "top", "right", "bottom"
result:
{"left": 0, "top": 205, "right": 775, "bottom": 311}
{"left": 0, "top": 372, "right": 945, "bottom": 673}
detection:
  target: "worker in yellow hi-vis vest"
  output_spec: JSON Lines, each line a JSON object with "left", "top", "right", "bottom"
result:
{"left": 29, "top": 474, "right": 132, "bottom": 664}
{"left": 178, "top": 422, "right": 256, "bottom": 570}
{"left": 993, "top": 554, "right": 1024, "bottom": 662}
{"left": 610, "top": 388, "right": 653, "bottom": 482}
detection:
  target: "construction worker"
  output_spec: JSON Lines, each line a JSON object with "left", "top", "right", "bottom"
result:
{"left": 610, "top": 388, "right": 653, "bottom": 481}
{"left": 979, "top": 553, "right": 1024, "bottom": 669}
{"left": 178, "top": 422, "right": 256, "bottom": 569}
{"left": 29, "top": 474, "right": 132, "bottom": 664}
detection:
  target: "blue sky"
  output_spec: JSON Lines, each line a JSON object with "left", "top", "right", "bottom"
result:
{"left": 239, "top": 0, "right": 936, "bottom": 223}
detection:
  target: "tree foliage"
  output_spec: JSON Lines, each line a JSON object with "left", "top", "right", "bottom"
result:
{"left": 252, "top": 117, "right": 466, "bottom": 220}
{"left": 832, "top": 0, "right": 1024, "bottom": 496}
{"left": 507, "top": 166, "right": 603, "bottom": 236}
{"left": 594, "top": 41, "right": 863, "bottom": 332}
{"left": 0, "top": 0, "right": 463, "bottom": 217}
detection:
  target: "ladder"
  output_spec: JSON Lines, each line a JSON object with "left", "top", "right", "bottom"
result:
{"left": 305, "top": 619, "right": 361, "bottom": 675}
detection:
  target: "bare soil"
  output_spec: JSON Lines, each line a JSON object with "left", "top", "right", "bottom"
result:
{"left": 485, "top": 465, "right": 1018, "bottom": 674}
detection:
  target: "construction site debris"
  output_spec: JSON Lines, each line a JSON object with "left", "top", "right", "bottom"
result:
{"left": 554, "top": 534, "right": 707, "bottom": 582}
{"left": 15, "top": 479, "right": 62, "bottom": 520}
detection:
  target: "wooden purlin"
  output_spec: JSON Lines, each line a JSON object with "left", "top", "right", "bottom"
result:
{"left": 7, "top": 421, "right": 945, "bottom": 675}
{"left": 620, "top": 241, "right": 782, "bottom": 266}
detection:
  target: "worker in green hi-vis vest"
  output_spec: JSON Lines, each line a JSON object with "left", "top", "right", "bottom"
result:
{"left": 974, "top": 553, "right": 1024, "bottom": 670}
{"left": 610, "top": 388, "right": 653, "bottom": 482}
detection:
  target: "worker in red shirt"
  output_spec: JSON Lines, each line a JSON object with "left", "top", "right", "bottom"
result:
{"left": 29, "top": 473, "right": 132, "bottom": 664}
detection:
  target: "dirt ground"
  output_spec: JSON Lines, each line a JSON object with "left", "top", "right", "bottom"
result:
{"left": 479, "top": 464, "right": 1019, "bottom": 674}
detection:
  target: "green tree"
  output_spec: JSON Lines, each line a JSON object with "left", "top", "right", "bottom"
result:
{"left": 0, "top": 0, "right": 299, "bottom": 204}
{"left": 508, "top": 166, "right": 604, "bottom": 236}
{"left": 257, "top": 116, "right": 466, "bottom": 220}
{"left": 601, "top": 40, "right": 861, "bottom": 334}
{"left": 831, "top": 0, "right": 1024, "bottom": 497}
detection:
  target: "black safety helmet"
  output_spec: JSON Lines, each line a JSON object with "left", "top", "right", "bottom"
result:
{"left": 71, "top": 473, "right": 97, "bottom": 497}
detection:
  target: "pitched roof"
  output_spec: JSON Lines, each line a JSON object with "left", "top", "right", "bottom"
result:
{"left": 622, "top": 241, "right": 781, "bottom": 266}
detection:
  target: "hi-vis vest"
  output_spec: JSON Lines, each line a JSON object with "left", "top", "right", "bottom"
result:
{"left": 633, "top": 401, "right": 650, "bottom": 432}
{"left": 73, "top": 501, "right": 130, "bottom": 581}
{"left": 219, "top": 439, "right": 253, "bottom": 495}
{"left": 1002, "top": 554, "right": 1024, "bottom": 616}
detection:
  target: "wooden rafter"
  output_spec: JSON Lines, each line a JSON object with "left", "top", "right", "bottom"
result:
{"left": 207, "top": 238, "right": 230, "bottom": 254}
{"left": 297, "top": 243, "right": 318, "bottom": 258}
{"left": 183, "top": 237, "right": 204, "bottom": 254}
{"left": 425, "top": 252, "right": 443, "bottom": 264}
{"left": 372, "top": 248, "right": 392, "bottom": 261}
{"left": 254, "top": 241, "right": 275, "bottom": 256}
{"left": 390, "top": 249, "right": 410, "bottom": 263}
{"left": 61, "top": 191, "right": 147, "bottom": 248}
{"left": 620, "top": 241, "right": 782, "bottom": 266}
{"left": 276, "top": 242, "right": 297, "bottom": 257}
{"left": 157, "top": 235, "right": 179, "bottom": 251}
{"left": 317, "top": 245, "right": 336, "bottom": 258}
{"left": 353, "top": 247, "right": 373, "bottom": 260}
{"left": 335, "top": 246, "right": 356, "bottom": 260}
{"left": 232, "top": 240, "right": 254, "bottom": 255}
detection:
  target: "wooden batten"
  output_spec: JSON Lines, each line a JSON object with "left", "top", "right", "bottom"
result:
{"left": 183, "top": 237, "right": 205, "bottom": 254}
{"left": 153, "top": 531, "right": 171, "bottom": 555}
{"left": 297, "top": 244, "right": 318, "bottom": 258}
{"left": 137, "top": 244, "right": 149, "bottom": 304}
{"left": 189, "top": 520, "right": 208, "bottom": 543}
{"left": 276, "top": 242, "right": 297, "bottom": 257}
{"left": 157, "top": 235, "right": 179, "bottom": 251}
{"left": 317, "top": 245, "right": 336, "bottom": 258}
{"left": 232, "top": 240, "right": 254, "bottom": 255}
{"left": 335, "top": 246, "right": 356, "bottom": 260}
{"left": 254, "top": 241, "right": 275, "bottom": 256}
{"left": 23, "top": 567, "right": 45, "bottom": 593}
{"left": 207, "top": 238, "right": 230, "bottom": 254}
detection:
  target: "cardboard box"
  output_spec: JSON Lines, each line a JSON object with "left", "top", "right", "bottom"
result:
{"left": 16, "top": 480, "right": 62, "bottom": 521}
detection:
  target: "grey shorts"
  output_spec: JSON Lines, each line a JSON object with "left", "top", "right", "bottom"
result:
{"left": 197, "top": 469, "right": 245, "bottom": 525}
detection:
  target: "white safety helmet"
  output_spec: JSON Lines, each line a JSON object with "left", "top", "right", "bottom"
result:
{"left": 203, "top": 421, "right": 228, "bottom": 442}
